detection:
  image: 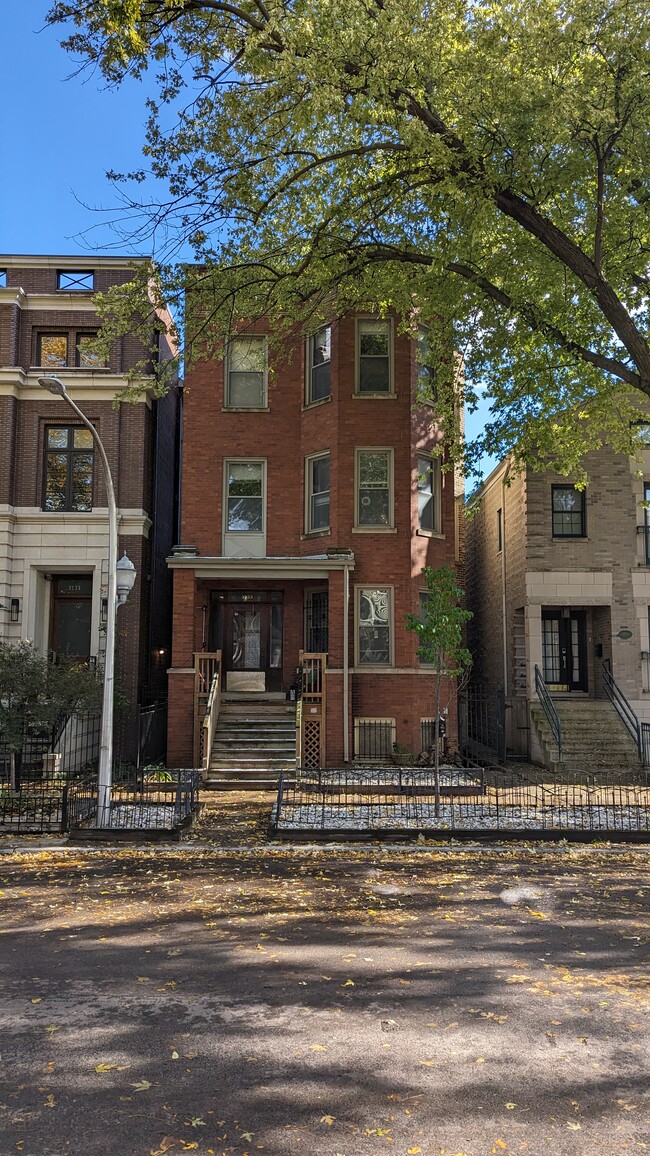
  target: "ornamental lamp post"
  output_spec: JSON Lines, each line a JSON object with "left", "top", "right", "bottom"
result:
{"left": 38, "top": 374, "right": 136, "bottom": 826}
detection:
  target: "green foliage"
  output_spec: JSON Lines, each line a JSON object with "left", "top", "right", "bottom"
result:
{"left": 0, "top": 642, "right": 102, "bottom": 753}
{"left": 48, "top": 0, "right": 650, "bottom": 477}
{"left": 405, "top": 566, "right": 472, "bottom": 678}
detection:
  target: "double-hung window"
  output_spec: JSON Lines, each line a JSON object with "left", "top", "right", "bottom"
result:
{"left": 38, "top": 333, "right": 69, "bottom": 368}
{"left": 307, "top": 326, "right": 331, "bottom": 403}
{"left": 552, "top": 485, "right": 585, "bottom": 537}
{"left": 357, "top": 319, "right": 392, "bottom": 394}
{"left": 357, "top": 587, "right": 392, "bottom": 666}
{"left": 417, "top": 456, "right": 440, "bottom": 533}
{"left": 306, "top": 453, "right": 330, "bottom": 533}
{"left": 226, "top": 336, "right": 267, "bottom": 408}
{"left": 226, "top": 461, "right": 264, "bottom": 531}
{"left": 76, "top": 333, "right": 103, "bottom": 368}
{"left": 44, "top": 426, "right": 94, "bottom": 512}
{"left": 356, "top": 449, "right": 393, "bottom": 528}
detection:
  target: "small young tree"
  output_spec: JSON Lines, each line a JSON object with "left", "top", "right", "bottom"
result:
{"left": 405, "top": 566, "right": 472, "bottom": 817}
{"left": 0, "top": 642, "right": 102, "bottom": 790}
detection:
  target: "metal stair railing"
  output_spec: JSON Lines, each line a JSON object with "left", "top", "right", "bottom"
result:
{"left": 534, "top": 665, "right": 562, "bottom": 762}
{"left": 602, "top": 660, "right": 645, "bottom": 765}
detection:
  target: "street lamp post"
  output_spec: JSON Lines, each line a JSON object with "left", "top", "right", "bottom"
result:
{"left": 38, "top": 374, "right": 136, "bottom": 826}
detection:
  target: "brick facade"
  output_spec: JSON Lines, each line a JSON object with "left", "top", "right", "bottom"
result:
{"left": 168, "top": 311, "right": 462, "bottom": 767}
{"left": 0, "top": 255, "right": 179, "bottom": 756}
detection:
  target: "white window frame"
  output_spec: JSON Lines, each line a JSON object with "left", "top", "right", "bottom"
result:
{"left": 355, "top": 448, "right": 394, "bottom": 530}
{"left": 417, "top": 455, "right": 441, "bottom": 535}
{"left": 305, "top": 452, "right": 331, "bottom": 535}
{"left": 355, "top": 317, "right": 394, "bottom": 395}
{"left": 225, "top": 335, "right": 268, "bottom": 409}
{"left": 306, "top": 325, "right": 332, "bottom": 405}
{"left": 223, "top": 458, "right": 266, "bottom": 536}
{"left": 355, "top": 585, "right": 394, "bottom": 667}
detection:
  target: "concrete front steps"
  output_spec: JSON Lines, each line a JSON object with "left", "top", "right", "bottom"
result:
{"left": 530, "top": 697, "right": 642, "bottom": 778}
{"left": 205, "top": 692, "right": 297, "bottom": 790}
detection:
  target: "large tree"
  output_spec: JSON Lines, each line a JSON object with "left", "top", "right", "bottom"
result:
{"left": 49, "top": 0, "right": 650, "bottom": 476}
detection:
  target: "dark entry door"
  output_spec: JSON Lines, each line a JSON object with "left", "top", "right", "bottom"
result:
{"left": 221, "top": 601, "right": 283, "bottom": 691}
{"left": 542, "top": 609, "right": 587, "bottom": 691}
{"left": 51, "top": 574, "right": 92, "bottom": 662}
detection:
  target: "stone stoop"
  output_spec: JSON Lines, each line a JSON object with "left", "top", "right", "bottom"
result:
{"left": 205, "top": 692, "right": 297, "bottom": 790}
{"left": 530, "top": 698, "right": 642, "bottom": 778}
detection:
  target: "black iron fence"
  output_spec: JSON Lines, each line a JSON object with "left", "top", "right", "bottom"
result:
{"left": 67, "top": 767, "right": 200, "bottom": 834}
{"left": 136, "top": 700, "right": 168, "bottom": 769}
{"left": 271, "top": 762, "right": 650, "bottom": 842}
{"left": 0, "top": 702, "right": 170, "bottom": 835}
{"left": 458, "top": 687, "right": 506, "bottom": 763}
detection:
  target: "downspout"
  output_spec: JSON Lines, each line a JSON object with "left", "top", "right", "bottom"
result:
{"left": 501, "top": 462, "right": 511, "bottom": 697}
{"left": 343, "top": 561, "right": 350, "bottom": 762}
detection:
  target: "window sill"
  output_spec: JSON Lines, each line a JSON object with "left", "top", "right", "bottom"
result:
{"left": 30, "top": 365, "right": 110, "bottom": 372}
{"left": 355, "top": 664, "right": 394, "bottom": 671}
{"left": 352, "top": 392, "right": 397, "bottom": 400}
{"left": 222, "top": 405, "right": 270, "bottom": 413}
{"left": 416, "top": 528, "right": 445, "bottom": 539}
{"left": 551, "top": 535, "right": 588, "bottom": 541}
{"left": 352, "top": 526, "right": 397, "bottom": 534}
{"left": 302, "top": 396, "right": 332, "bottom": 411}
{"left": 302, "top": 529, "right": 331, "bottom": 539}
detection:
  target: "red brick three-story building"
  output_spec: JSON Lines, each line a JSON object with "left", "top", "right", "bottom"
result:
{"left": 167, "top": 312, "right": 462, "bottom": 770}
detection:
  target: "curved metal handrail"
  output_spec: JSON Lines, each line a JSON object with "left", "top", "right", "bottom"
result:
{"left": 602, "top": 660, "right": 642, "bottom": 761}
{"left": 534, "top": 665, "right": 562, "bottom": 761}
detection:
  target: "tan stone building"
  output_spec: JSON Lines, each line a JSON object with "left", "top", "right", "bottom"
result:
{"left": 465, "top": 448, "right": 650, "bottom": 761}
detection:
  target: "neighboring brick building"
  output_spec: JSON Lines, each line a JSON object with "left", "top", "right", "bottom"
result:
{"left": 167, "top": 312, "right": 463, "bottom": 768}
{"left": 0, "top": 255, "right": 179, "bottom": 746}
{"left": 465, "top": 448, "right": 650, "bottom": 760}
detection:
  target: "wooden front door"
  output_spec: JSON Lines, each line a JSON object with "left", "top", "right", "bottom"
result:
{"left": 542, "top": 609, "right": 587, "bottom": 692}
{"left": 221, "top": 601, "right": 283, "bottom": 691}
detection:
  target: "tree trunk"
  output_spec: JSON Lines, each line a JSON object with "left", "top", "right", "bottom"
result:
{"left": 434, "top": 678, "right": 442, "bottom": 819}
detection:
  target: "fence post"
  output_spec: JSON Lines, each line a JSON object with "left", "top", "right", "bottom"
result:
{"left": 61, "top": 783, "right": 69, "bottom": 833}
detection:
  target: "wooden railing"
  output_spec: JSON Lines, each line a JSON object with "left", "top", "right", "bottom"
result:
{"left": 297, "top": 652, "right": 327, "bottom": 770}
{"left": 200, "top": 665, "right": 223, "bottom": 779}
{"left": 194, "top": 651, "right": 221, "bottom": 767}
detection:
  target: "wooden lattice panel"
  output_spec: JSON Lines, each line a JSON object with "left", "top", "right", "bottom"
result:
{"left": 303, "top": 719, "right": 321, "bottom": 769}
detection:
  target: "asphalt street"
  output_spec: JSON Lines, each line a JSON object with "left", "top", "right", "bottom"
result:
{"left": 0, "top": 840, "right": 648, "bottom": 1156}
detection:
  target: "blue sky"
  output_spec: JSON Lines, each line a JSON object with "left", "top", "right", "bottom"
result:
{"left": 0, "top": 3, "right": 167, "bottom": 257}
{"left": 0, "top": 3, "right": 490, "bottom": 458}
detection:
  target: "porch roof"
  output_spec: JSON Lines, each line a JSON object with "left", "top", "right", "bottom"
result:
{"left": 166, "top": 552, "right": 355, "bottom": 579}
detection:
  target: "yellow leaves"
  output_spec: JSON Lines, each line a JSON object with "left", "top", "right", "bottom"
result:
{"left": 150, "top": 1139, "right": 177, "bottom": 1156}
{"left": 526, "top": 908, "right": 547, "bottom": 919}
{"left": 131, "top": 1079, "right": 153, "bottom": 1092}
{"left": 240, "top": 1132, "right": 254, "bottom": 1142}
{"left": 95, "top": 1063, "right": 131, "bottom": 1073}
{"left": 505, "top": 1102, "right": 517, "bottom": 1110}
{"left": 310, "top": 1043, "right": 328, "bottom": 1051}
{"left": 475, "top": 1057, "right": 486, "bottom": 1064}
{"left": 188, "top": 1118, "right": 206, "bottom": 1127}
{"left": 171, "top": 1050, "right": 180, "bottom": 1060}
{"left": 44, "top": 1094, "right": 55, "bottom": 1108}
{"left": 31, "top": 998, "right": 42, "bottom": 1004}
{"left": 566, "top": 1122, "right": 582, "bottom": 1130}
{"left": 342, "top": 979, "right": 355, "bottom": 986}
{"left": 492, "top": 1143, "right": 508, "bottom": 1152}
{"left": 320, "top": 1115, "right": 336, "bottom": 1125}
{"left": 44, "top": 1025, "right": 59, "bottom": 1035}
{"left": 418, "top": 1059, "right": 437, "bottom": 1067}
{"left": 408, "top": 1148, "right": 423, "bottom": 1154}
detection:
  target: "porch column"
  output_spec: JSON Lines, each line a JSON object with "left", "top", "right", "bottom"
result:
{"left": 167, "top": 568, "right": 197, "bottom": 767}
